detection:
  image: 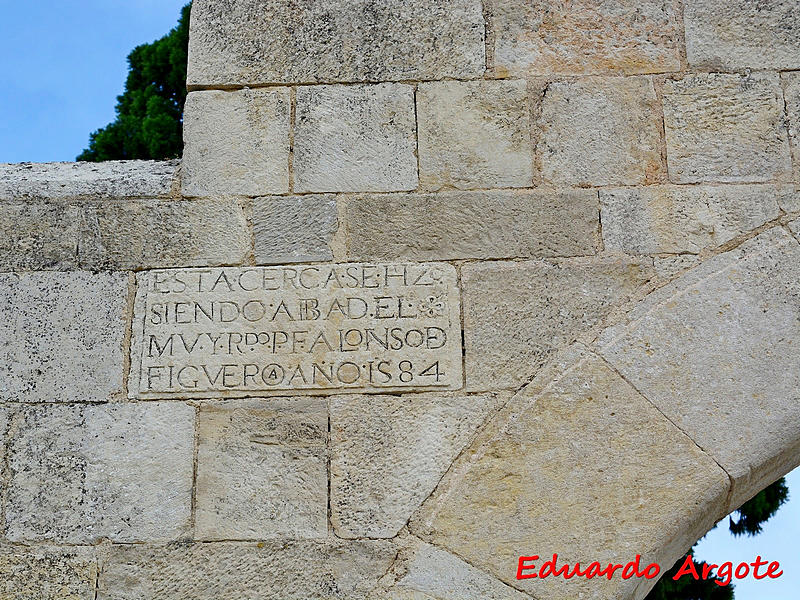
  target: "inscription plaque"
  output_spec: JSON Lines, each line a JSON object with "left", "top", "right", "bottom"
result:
{"left": 130, "top": 263, "right": 462, "bottom": 398}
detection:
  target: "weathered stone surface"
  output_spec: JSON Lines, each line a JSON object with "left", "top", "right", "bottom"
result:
{"left": 6, "top": 403, "right": 194, "bottom": 543}
{"left": 789, "top": 218, "right": 800, "bottom": 241}
{"left": 537, "top": 77, "right": 662, "bottom": 186}
{"left": 196, "top": 398, "right": 328, "bottom": 540}
{"left": 0, "top": 405, "right": 8, "bottom": 481}
{"left": 182, "top": 89, "right": 290, "bottom": 197}
{"left": 412, "top": 346, "right": 730, "bottom": 599}
{"left": 685, "top": 0, "right": 800, "bottom": 70}
{"left": 0, "top": 203, "right": 85, "bottom": 270}
{"left": 330, "top": 392, "right": 504, "bottom": 538}
{"left": 254, "top": 195, "right": 338, "bottom": 264}
{"left": 487, "top": 0, "right": 681, "bottom": 76}
{"left": 599, "top": 227, "right": 800, "bottom": 509}
{"left": 463, "top": 257, "right": 654, "bottom": 391}
{"left": 417, "top": 80, "right": 532, "bottom": 190}
{"left": 0, "top": 160, "right": 177, "bottom": 200}
{"left": 187, "top": 0, "right": 484, "bottom": 86}
{"left": 785, "top": 72, "right": 800, "bottom": 186}
{"left": 98, "top": 540, "right": 396, "bottom": 599}
{"left": 0, "top": 272, "right": 127, "bottom": 403}
{"left": 131, "top": 264, "right": 462, "bottom": 398}
{"left": 653, "top": 254, "right": 700, "bottom": 280}
{"left": 294, "top": 84, "right": 417, "bottom": 193}
{"left": 0, "top": 545, "right": 97, "bottom": 600}
{"left": 663, "top": 73, "right": 791, "bottom": 184}
{"left": 343, "top": 189, "right": 599, "bottom": 261}
{"left": 600, "top": 185, "right": 782, "bottom": 254}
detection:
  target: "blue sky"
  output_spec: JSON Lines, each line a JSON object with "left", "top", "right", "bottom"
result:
{"left": 0, "top": 3, "right": 797, "bottom": 598}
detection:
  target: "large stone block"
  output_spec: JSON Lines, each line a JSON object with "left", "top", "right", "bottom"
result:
{"left": 0, "top": 272, "right": 127, "bottom": 403}
{"left": 0, "top": 545, "right": 97, "bottom": 600}
{"left": 599, "top": 227, "right": 800, "bottom": 509}
{"left": 294, "top": 84, "right": 417, "bottom": 193}
{"left": 785, "top": 72, "right": 800, "bottom": 186}
{"left": 0, "top": 203, "right": 85, "bottom": 270}
{"left": 182, "top": 88, "right": 290, "bottom": 197}
{"left": 537, "top": 77, "right": 662, "bottom": 186}
{"left": 330, "top": 392, "right": 504, "bottom": 538}
{"left": 253, "top": 195, "right": 338, "bottom": 264}
{"left": 487, "top": 0, "right": 681, "bottom": 76}
{"left": 600, "top": 185, "right": 783, "bottom": 254}
{"left": 187, "top": 0, "right": 485, "bottom": 86}
{"left": 412, "top": 347, "right": 729, "bottom": 599}
{"left": 463, "top": 257, "right": 654, "bottom": 391}
{"left": 195, "top": 398, "right": 328, "bottom": 540}
{"left": 663, "top": 73, "right": 791, "bottom": 184}
{"left": 685, "top": 0, "right": 800, "bottom": 70}
{"left": 6, "top": 402, "right": 194, "bottom": 543}
{"left": 343, "top": 189, "right": 599, "bottom": 261}
{"left": 417, "top": 80, "right": 532, "bottom": 190}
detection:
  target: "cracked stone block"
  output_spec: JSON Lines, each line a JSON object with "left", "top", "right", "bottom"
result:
{"left": 663, "top": 73, "right": 791, "bottom": 184}
{"left": 195, "top": 398, "right": 328, "bottom": 541}
{"left": 6, "top": 402, "right": 194, "bottom": 543}
{"left": 182, "top": 88, "right": 291, "bottom": 196}
{"left": 463, "top": 257, "right": 654, "bottom": 391}
{"left": 187, "top": 0, "right": 485, "bottom": 86}
{"left": 0, "top": 272, "right": 127, "bottom": 403}
{"left": 599, "top": 227, "right": 800, "bottom": 509}
{"left": 785, "top": 72, "right": 800, "bottom": 188}
{"left": 294, "top": 84, "right": 417, "bottom": 193}
{"left": 417, "top": 80, "right": 532, "bottom": 190}
{"left": 0, "top": 545, "right": 97, "bottom": 600}
{"left": 330, "top": 392, "right": 505, "bottom": 538}
{"left": 253, "top": 195, "right": 338, "bottom": 264}
{"left": 537, "top": 77, "right": 662, "bottom": 186}
{"left": 685, "top": 0, "right": 800, "bottom": 70}
{"left": 343, "top": 189, "right": 599, "bottom": 261}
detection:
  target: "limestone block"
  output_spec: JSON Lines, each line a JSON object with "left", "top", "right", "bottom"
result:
{"left": 785, "top": 72, "right": 800, "bottom": 186}
{"left": 654, "top": 255, "right": 700, "bottom": 280}
{"left": 98, "top": 540, "right": 396, "bottom": 599}
{"left": 599, "top": 227, "right": 800, "bottom": 509}
{"left": 6, "top": 402, "right": 194, "bottom": 543}
{"left": 600, "top": 185, "right": 782, "bottom": 254}
{"left": 0, "top": 405, "right": 7, "bottom": 477}
{"left": 343, "top": 189, "right": 599, "bottom": 261}
{"left": 182, "top": 89, "right": 290, "bottom": 197}
{"left": 412, "top": 347, "right": 730, "bottom": 599}
{"left": 0, "top": 203, "right": 85, "bottom": 270}
{"left": 187, "top": 0, "right": 485, "bottom": 86}
{"left": 0, "top": 545, "right": 97, "bottom": 600}
{"left": 663, "top": 73, "right": 791, "bottom": 184}
{"left": 463, "top": 257, "right": 654, "bottom": 391}
{"left": 790, "top": 218, "right": 800, "bottom": 240}
{"left": 537, "top": 77, "right": 662, "bottom": 186}
{"left": 417, "top": 80, "right": 532, "bottom": 190}
{"left": 195, "top": 398, "right": 328, "bottom": 540}
{"left": 487, "top": 0, "right": 681, "bottom": 76}
{"left": 294, "top": 84, "right": 417, "bottom": 193}
{"left": 330, "top": 393, "right": 505, "bottom": 538}
{"left": 0, "top": 272, "right": 127, "bottom": 403}
{"left": 685, "top": 0, "right": 800, "bottom": 70}
{"left": 0, "top": 160, "right": 177, "bottom": 201}
{"left": 253, "top": 195, "right": 338, "bottom": 264}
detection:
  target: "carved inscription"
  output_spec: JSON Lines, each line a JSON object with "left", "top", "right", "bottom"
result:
{"left": 130, "top": 263, "right": 462, "bottom": 398}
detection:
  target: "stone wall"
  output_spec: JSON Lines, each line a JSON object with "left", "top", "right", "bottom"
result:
{"left": 2, "top": 1, "right": 800, "bottom": 599}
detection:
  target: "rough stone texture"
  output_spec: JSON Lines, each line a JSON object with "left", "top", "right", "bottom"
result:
{"left": 195, "top": 398, "right": 328, "bottom": 540}
{"left": 182, "top": 88, "right": 290, "bottom": 197}
{"left": 600, "top": 185, "right": 783, "bottom": 254}
{"left": 0, "top": 545, "right": 97, "bottom": 600}
{"left": 417, "top": 80, "right": 532, "bottom": 190}
{"left": 330, "top": 393, "right": 505, "bottom": 538}
{"left": 294, "top": 84, "right": 417, "bottom": 193}
{"left": 663, "top": 73, "right": 792, "bottom": 184}
{"left": 487, "top": 0, "right": 681, "bottom": 76}
{"left": 785, "top": 72, "right": 800, "bottom": 186}
{"left": 463, "top": 257, "right": 654, "bottom": 391}
{"left": 98, "top": 540, "right": 396, "bottom": 599}
{"left": 685, "top": 0, "right": 800, "bottom": 70}
{"left": 0, "top": 405, "right": 7, "bottom": 484}
{"left": 537, "top": 77, "right": 662, "bottom": 186}
{"left": 187, "top": 0, "right": 485, "bottom": 86}
{"left": 343, "top": 189, "right": 599, "bottom": 261}
{"left": 412, "top": 346, "right": 730, "bottom": 599}
{"left": 0, "top": 160, "right": 177, "bottom": 200}
{"left": 0, "top": 272, "right": 127, "bottom": 403}
{"left": 789, "top": 218, "right": 800, "bottom": 241}
{"left": 254, "top": 195, "right": 338, "bottom": 264}
{"left": 654, "top": 254, "right": 701, "bottom": 280}
{"left": 599, "top": 227, "right": 800, "bottom": 509}
{"left": 6, "top": 402, "right": 194, "bottom": 543}
{"left": 0, "top": 203, "right": 87, "bottom": 270}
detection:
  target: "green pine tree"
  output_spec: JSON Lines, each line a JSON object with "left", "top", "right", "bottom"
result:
{"left": 77, "top": 3, "right": 191, "bottom": 161}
